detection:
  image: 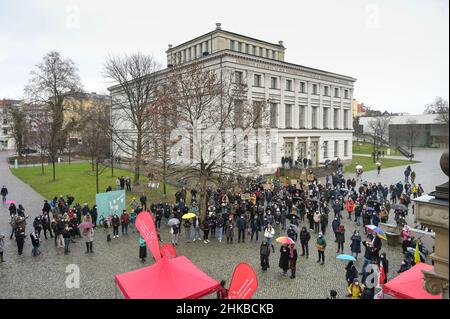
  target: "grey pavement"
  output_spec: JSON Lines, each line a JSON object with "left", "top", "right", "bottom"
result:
{"left": 0, "top": 149, "right": 446, "bottom": 299}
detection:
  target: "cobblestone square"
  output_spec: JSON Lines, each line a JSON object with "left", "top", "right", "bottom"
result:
{"left": 0, "top": 149, "right": 445, "bottom": 299}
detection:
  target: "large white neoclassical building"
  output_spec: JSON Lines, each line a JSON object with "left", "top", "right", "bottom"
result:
{"left": 110, "top": 24, "right": 356, "bottom": 174}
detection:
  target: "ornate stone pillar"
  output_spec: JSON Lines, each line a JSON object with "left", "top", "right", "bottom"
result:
{"left": 414, "top": 150, "right": 449, "bottom": 299}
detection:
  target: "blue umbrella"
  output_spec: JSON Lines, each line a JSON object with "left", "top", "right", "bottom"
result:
{"left": 336, "top": 254, "right": 356, "bottom": 262}
{"left": 365, "top": 207, "right": 375, "bottom": 212}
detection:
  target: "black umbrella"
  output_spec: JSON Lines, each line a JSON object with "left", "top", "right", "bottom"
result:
{"left": 392, "top": 204, "right": 407, "bottom": 211}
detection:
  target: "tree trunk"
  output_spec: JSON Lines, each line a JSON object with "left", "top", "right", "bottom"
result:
{"left": 40, "top": 153, "right": 44, "bottom": 175}
{"left": 111, "top": 153, "right": 114, "bottom": 177}
{"left": 68, "top": 142, "right": 71, "bottom": 165}
{"left": 198, "top": 163, "right": 208, "bottom": 221}
{"left": 91, "top": 155, "right": 95, "bottom": 171}
{"left": 133, "top": 135, "right": 142, "bottom": 186}
{"left": 96, "top": 160, "right": 99, "bottom": 193}
{"left": 52, "top": 160, "right": 56, "bottom": 181}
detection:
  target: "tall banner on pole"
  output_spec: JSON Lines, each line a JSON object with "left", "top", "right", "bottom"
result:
{"left": 135, "top": 211, "right": 161, "bottom": 262}
{"left": 95, "top": 190, "right": 126, "bottom": 218}
{"left": 227, "top": 262, "right": 258, "bottom": 299}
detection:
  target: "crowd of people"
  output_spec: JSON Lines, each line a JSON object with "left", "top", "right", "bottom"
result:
{"left": 0, "top": 160, "right": 431, "bottom": 299}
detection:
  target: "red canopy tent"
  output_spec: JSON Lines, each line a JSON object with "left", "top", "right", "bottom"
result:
{"left": 115, "top": 256, "right": 221, "bottom": 299}
{"left": 383, "top": 263, "right": 442, "bottom": 299}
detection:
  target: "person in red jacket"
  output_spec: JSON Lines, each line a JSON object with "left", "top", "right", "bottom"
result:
{"left": 120, "top": 210, "right": 130, "bottom": 235}
{"left": 345, "top": 198, "right": 355, "bottom": 220}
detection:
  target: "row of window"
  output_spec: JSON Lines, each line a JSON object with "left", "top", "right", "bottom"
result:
{"left": 230, "top": 40, "right": 278, "bottom": 59}
{"left": 245, "top": 72, "right": 350, "bottom": 98}
{"left": 270, "top": 103, "right": 351, "bottom": 129}
{"left": 170, "top": 40, "right": 211, "bottom": 65}
{"left": 323, "top": 140, "right": 349, "bottom": 158}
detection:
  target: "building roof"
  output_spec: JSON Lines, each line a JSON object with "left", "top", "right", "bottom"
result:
{"left": 167, "top": 28, "right": 284, "bottom": 53}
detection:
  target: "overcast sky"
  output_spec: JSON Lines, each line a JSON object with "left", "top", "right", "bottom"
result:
{"left": 1, "top": 0, "right": 448, "bottom": 114}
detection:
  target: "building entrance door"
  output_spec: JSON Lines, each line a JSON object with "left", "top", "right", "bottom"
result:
{"left": 297, "top": 142, "right": 306, "bottom": 161}
{"left": 284, "top": 142, "right": 293, "bottom": 157}
{"left": 310, "top": 141, "right": 318, "bottom": 166}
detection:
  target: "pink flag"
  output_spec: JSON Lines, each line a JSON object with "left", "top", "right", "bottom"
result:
{"left": 227, "top": 262, "right": 258, "bottom": 299}
{"left": 135, "top": 211, "right": 161, "bottom": 262}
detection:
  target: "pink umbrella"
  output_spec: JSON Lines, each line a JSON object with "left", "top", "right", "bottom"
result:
{"left": 78, "top": 222, "right": 94, "bottom": 231}
{"left": 5, "top": 200, "right": 16, "bottom": 205}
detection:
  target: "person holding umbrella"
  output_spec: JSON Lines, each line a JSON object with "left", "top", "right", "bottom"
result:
{"left": 316, "top": 232, "right": 326, "bottom": 265}
{"left": 279, "top": 244, "right": 290, "bottom": 275}
{"left": 345, "top": 261, "right": 358, "bottom": 289}
{"left": 171, "top": 223, "right": 180, "bottom": 246}
{"left": 183, "top": 217, "right": 192, "bottom": 242}
{"left": 299, "top": 226, "right": 311, "bottom": 257}
{"left": 260, "top": 241, "right": 271, "bottom": 271}
{"left": 289, "top": 243, "right": 298, "bottom": 279}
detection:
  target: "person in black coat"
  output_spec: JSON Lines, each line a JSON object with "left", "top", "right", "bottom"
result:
{"left": 345, "top": 261, "right": 358, "bottom": 288}
{"left": 279, "top": 245, "right": 290, "bottom": 275}
{"left": 379, "top": 252, "right": 389, "bottom": 283}
{"left": 332, "top": 217, "right": 340, "bottom": 242}
{"left": 236, "top": 215, "right": 247, "bottom": 243}
{"left": 320, "top": 212, "right": 328, "bottom": 235}
{"left": 14, "top": 226, "right": 26, "bottom": 255}
{"left": 250, "top": 215, "right": 261, "bottom": 241}
{"left": 260, "top": 241, "right": 271, "bottom": 271}
{"left": 287, "top": 225, "right": 297, "bottom": 242}
{"left": 91, "top": 205, "right": 98, "bottom": 227}
{"left": 1, "top": 185, "right": 8, "bottom": 202}
{"left": 41, "top": 212, "right": 53, "bottom": 239}
{"left": 42, "top": 200, "right": 51, "bottom": 215}
{"left": 299, "top": 227, "right": 310, "bottom": 257}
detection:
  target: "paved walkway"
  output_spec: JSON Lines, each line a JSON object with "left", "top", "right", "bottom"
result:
{"left": 0, "top": 149, "right": 446, "bottom": 299}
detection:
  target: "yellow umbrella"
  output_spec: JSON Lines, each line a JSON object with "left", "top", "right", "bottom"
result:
{"left": 182, "top": 213, "right": 196, "bottom": 219}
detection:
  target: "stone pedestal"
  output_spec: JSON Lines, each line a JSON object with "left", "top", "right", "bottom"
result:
{"left": 413, "top": 149, "right": 449, "bottom": 299}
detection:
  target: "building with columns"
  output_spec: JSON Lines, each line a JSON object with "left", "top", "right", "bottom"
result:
{"left": 110, "top": 24, "right": 356, "bottom": 174}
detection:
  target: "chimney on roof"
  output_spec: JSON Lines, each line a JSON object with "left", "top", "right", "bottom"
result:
{"left": 216, "top": 23, "right": 222, "bottom": 30}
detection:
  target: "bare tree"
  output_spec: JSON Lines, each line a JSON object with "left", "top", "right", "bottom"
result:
{"left": 79, "top": 102, "right": 111, "bottom": 192}
{"left": 7, "top": 103, "right": 29, "bottom": 159}
{"left": 27, "top": 104, "right": 51, "bottom": 175}
{"left": 163, "top": 63, "right": 269, "bottom": 220}
{"left": 104, "top": 53, "right": 161, "bottom": 186}
{"left": 425, "top": 97, "right": 449, "bottom": 125}
{"left": 367, "top": 115, "right": 391, "bottom": 162}
{"left": 24, "top": 51, "right": 82, "bottom": 181}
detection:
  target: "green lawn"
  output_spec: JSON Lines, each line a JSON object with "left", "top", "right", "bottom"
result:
{"left": 344, "top": 155, "right": 418, "bottom": 173}
{"left": 352, "top": 141, "right": 400, "bottom": 156}
{"left": 10, "top": 162, "right": 179, "bottom": 207}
